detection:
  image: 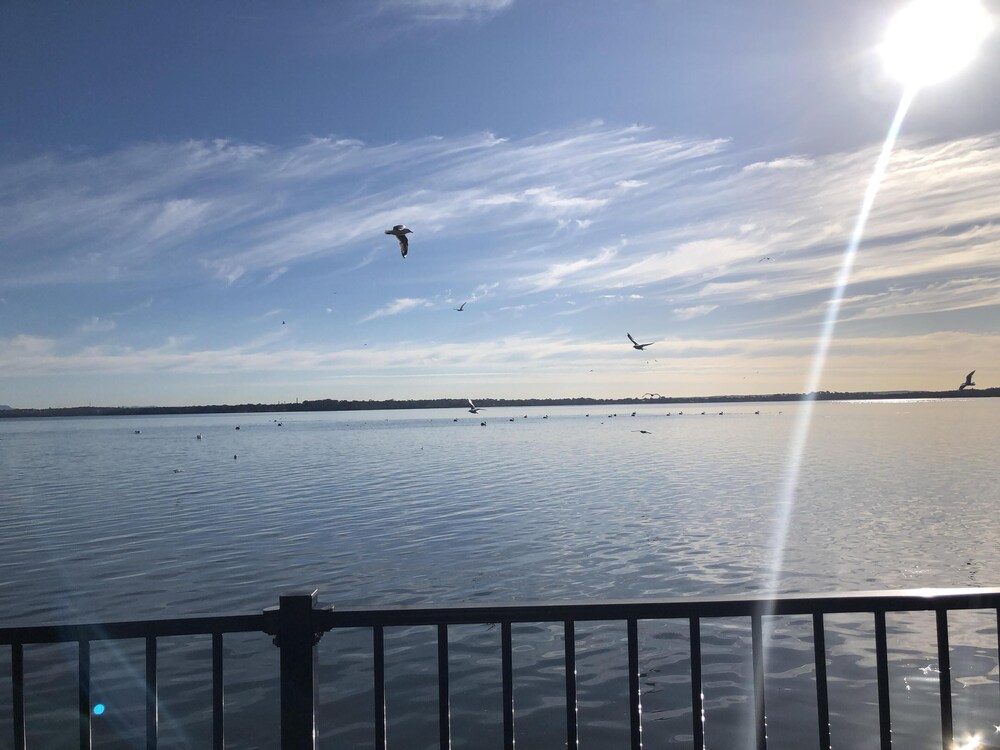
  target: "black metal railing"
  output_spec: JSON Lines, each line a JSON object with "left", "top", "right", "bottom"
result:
{"left": 2, "top": 587, "right": 998, "bottom": 749}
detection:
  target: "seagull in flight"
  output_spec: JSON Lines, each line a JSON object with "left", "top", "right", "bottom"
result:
{"left": 959, "top": 370, "right": 976, "bottom": 390}
{"left": 759, "top": 256, "right": 774, "bottom": 262}
{"left": 454, "top": 301, "right": 467, "bottom": 311}
{"left": 384, "top": 225, "right": 412, "bottom": 258}
{"left": 467, "top": 399, "right": 485, "bottom": 414}
{"left": 631, "top": 430, "right": 652, "bottom": 435}
{"left": 627, "top": 333, "right": 654, "bottom": 350}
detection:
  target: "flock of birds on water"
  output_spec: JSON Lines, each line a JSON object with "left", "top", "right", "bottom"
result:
{"left": 148, "top": 405, "right": 771, "bottom": 462}
{"left": 146, "top": 363, "right": 982, "bottom": 469}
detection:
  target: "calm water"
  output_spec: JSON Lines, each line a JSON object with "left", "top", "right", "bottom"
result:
{"left": 1, "top": 400, "right": 998, "bottom": 748}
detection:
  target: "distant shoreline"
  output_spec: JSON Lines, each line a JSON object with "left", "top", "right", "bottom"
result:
{"left": 1, "top": 388, "right": 997, "bottom": 419}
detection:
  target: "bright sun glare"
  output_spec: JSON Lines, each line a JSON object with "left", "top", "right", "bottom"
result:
{"left": 881, "top": 0, "right": 992, "bottom": 87}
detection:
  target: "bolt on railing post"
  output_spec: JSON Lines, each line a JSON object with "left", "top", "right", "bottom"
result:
{"left": 264, "top": 590, "right": 330, "bottom": 750}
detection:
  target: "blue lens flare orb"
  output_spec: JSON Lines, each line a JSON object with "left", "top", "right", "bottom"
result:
{"left": 93, "top": 703, "right": 105, "bottom": 716}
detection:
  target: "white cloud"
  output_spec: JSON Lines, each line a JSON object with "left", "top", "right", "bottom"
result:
{"left": 0, "top": 334, "right": 55, "bottom": 362}
{"left": 78, "top": 316, "right": 117, "bottom": 333}
{"left": 5, "top": 125, "right": 1000, "bottom": 403}
{"left": 379, "top": 0, "right": 513, "bottom": 22}
{"left": 837, "top": 277, "right": 1000, "bottom": 322}
{"left": 673, "top": 305, "right": 718, "bottom": 320}
{"left": 742, "top": 155, "right": 815, "bottom": 172}
{"left": 518, "top": 245, "right": 619, "bottom": 291}
{"left": 522, "top": 186, "right": 607, "bottom": 212}
{"left": 261, "top": 266, "right": 289, "bottom": 286}
{"left": 360, "top": 297, "right": 433, "bottom": 323}
{"left": 0, "top": 124, "right": 729, "bottom": 288}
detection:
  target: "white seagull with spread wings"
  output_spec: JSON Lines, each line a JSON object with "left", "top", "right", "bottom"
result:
{"left": 384, "top": 225, "right": 412, "bottom": 258}
{"left": 627, "top": 333, "right": 654, "bottom": 350}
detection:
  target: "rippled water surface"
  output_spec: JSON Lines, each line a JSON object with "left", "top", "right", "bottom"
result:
{"left": 1, "top": 400, "right": 998, "bottom": 748}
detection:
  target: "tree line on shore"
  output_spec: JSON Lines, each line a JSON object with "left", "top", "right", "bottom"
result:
{"left": 1, "top": 388, "right": 997, "bottom": 419}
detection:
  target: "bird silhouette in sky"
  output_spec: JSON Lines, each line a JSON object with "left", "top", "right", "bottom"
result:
{"left": 384, "top": 225, "right": 412, "bottom": 258}
{"left": 632, "top": 430, "right": 652, "bottom": 435}
{"left": 467, "top": 399, "right": 485, "bottom": 414}
{"left": 759, "top": 256, "right": 774, "bottom": 262}
{"left": 454, "top": 301, "right": 467, "bottom": 311}
{"left": 959, "top": 370, "right": 976, "bottom": 390}
{"left": 627, "top": 333, "right": 653, "bottom": 350}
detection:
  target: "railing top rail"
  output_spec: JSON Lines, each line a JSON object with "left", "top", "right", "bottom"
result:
{"left": 2, "top": 587, "right": 997, "bottom": 643}
{"left": 320, "top": 587, "right": 1000, "bottom": 628}
{"left": 0, "top": 612, "right": 265, "bottom": 645}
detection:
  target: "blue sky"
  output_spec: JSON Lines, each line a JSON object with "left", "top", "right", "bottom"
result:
{"left": 1, "top": 0, "right": 998, "bottom": 408}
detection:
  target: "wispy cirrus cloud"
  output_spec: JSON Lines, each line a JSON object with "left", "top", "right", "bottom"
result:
{"left": 673, "top": 305, "right": 718, "bottom": 320}
{"left": 742, "top": 155, "right": 815, "bottom": 172}
{"left": 509, "top": 133, "right": 1000, "bottom": 322}
{"left": 360, "top": 297, "right": 433, "bottom": 323}
{"left": 2, "top": 328, "right": 996, "bottom": 397}
{"left": 0, "top": 124, "right": 727, "bottom": 289}
{"left": 518, "top": 245, "right": 619, "bottom": 291}
{"left": 4, "top": 125, "right": 1000, "bottom": 405}
{"left": 78, "top": 316, "right": 117, "bottom": 333}
{"left": 378, "top": 0, "right": 513, "bottom": 22}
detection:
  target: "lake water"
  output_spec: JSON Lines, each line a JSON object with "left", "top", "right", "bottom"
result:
{"left": 1, "top": 399, "right": 998, "bottom": 748}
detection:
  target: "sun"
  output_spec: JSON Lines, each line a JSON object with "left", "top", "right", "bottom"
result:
{"left": 881, "top": 0, "right": 992, "bottom": 88}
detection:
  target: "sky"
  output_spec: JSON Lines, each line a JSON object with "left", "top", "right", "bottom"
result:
{"left": 1, "top": 0, "right": 999, "bottom": 408}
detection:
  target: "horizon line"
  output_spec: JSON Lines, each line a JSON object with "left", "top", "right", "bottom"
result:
{"left": 2, "top": 388, "right": 998, "bottom": 417}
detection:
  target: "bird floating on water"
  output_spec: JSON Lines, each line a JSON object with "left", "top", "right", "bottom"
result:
{"left": 454, "top": 301, "right": 467, "bottom": 311}
{"left": 627, "top": 333, "right": 653, "bottom": 350}
{"left": 959, "top": 370, "right": 976, "bottom": 390}
{"left": 384, "top": 225, "right": 412, "bottom": 258}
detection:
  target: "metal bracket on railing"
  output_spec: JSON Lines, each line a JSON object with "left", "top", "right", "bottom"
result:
{"left": 262, "top": 590, "right": 333, "bottom": 648}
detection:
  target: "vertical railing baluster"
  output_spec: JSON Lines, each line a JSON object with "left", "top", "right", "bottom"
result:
{"left": 79, "top": 639, "right": 92, "bottom": 750}
{"left": 564, "top": 620, "right": 578, "bottom": 750}
{"left": 438, "top": 624, "right": 450, "bottom": 750}
{"left": 374, "top": 625, "right": 386, "bottom": 750}
{"left": 935, "top": 610, "right": 952, "bottom": 750}
{"left": 874, "top": 611, "right": 892, "bottom": 750}
{"left": 627, "top": 618, "right": 641, "bottom": 750}
{"left": 689, "top": 617, "right": 704, "bottom": 750}
{"left": 501, "top": 622, "right": 514, "bottom": 750}
{"left": 751, "top": 614, "right": 766, "bottom": 750}
{"left": 13, "top": 643, "right": 26, "bottom": 750}
{"left": 146, "top": 636, "right": 158, "bottom": 750}
{"left": 812, "top": 613, "right": 831, "bottom": 750}
{"left": 213, "top": 633, "right": 224, "bottom": 750}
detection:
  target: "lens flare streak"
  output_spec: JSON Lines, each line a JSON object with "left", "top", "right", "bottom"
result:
{"left": 767, "top": 86, "right": 917, "bottom": 595}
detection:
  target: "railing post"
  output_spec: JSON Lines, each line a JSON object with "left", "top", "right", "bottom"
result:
{"left": 263, "top": 590, "right": 331, "bottom": 750}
